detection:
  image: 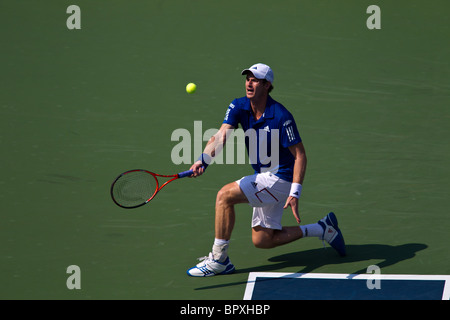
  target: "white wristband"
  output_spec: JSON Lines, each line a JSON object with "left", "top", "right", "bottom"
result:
{"left": 289, "top": 182, "right": 302, "bottom": 198}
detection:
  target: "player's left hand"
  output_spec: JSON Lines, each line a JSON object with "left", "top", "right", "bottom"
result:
{"left": 283, "top": 196, "right": 301, "bottom": 224}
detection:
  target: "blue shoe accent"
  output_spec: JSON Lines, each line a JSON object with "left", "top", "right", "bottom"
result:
{"left": 318, "top": 212, "right": 346, "bottom": 257}
{"left": 218, "top": 257, "right": 236, "bottom": 275}
{"left": 186, "top": 254, "right": 235, "bottom": 277}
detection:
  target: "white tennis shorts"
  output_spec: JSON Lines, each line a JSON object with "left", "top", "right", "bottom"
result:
{"left": 236, "top": 172, "right": 291, "bottom": 230}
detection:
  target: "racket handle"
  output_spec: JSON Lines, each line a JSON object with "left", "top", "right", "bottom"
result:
{"left": 178, "top": 170, "right": 194, "bottom": 178}
{"left": 177, "top": 166, "right": 205, "bottom": 179}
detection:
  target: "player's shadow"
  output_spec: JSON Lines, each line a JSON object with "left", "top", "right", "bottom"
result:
{"left": 241, "top": 243, "right": 428, "bottom": 275}
{"left": 194, "top": 243, "right": 427, "bottom": 291}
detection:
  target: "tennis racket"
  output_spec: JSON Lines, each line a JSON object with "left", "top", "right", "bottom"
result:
{"left": 110, "top": 168, "right": 196, "bottom": 209}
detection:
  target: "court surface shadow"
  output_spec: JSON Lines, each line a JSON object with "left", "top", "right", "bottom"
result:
{"left": 194, "top": 243, "right": 428, "bottom": 291}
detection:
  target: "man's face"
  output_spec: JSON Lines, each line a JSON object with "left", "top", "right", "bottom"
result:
{"left": 245, "top": 74, "right": 269, "bottom": 100}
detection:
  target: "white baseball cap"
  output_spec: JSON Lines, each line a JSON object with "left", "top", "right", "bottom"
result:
{"left": 241, "top": 63, "right": 274, "bottom": 83}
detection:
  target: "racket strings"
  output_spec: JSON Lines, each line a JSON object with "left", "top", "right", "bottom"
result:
{"left": 112, "top": 171, "right": 157, "bottom": 208}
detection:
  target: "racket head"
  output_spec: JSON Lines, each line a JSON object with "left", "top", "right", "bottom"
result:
{"left": 110, "top": 169, "right": 159, "bottom": 209}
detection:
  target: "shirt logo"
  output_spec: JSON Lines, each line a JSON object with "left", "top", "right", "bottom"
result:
{"left": 283, "top": 120, "right": 292, "bottom": 126}
{"left": 224, "top": 103, "right": 235, "bottom": 121}
{"left": 286, "top": 125, "right": 295, "bottom": 142}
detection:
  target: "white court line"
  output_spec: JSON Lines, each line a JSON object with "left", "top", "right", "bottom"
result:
{"left": 243, "top": 272, "right": 450, "bottom": 300}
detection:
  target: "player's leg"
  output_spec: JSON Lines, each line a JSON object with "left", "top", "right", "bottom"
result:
{"left": 186, "top": 181, "right": 248, "bottom": 277}
{"left": 251, "top": 225, "right": 303, "bottom": 249}
{"left": 211, "top": 181, "right": 248, "bottom": 262}
{"left": 214, "top": 181, "right": 248, "bottom": 241}
{"left": 248, "top": 176, "right": 346, "bottom": 255}
{"left": 251, "top": 215, "right": 346, "bottom": 257}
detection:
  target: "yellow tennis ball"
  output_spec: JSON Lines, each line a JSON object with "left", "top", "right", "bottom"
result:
{"left": 186, "top": 83, "right": 197, "bottom": 94}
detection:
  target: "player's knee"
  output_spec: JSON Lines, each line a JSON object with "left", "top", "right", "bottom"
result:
{"left": 216, "top": 185, "right": 234, "bottom": 206}
{"left": 252, "top": 235, "right": 274, "bottom": 249}
{"left": 252, "top": 226, "right": 276, "bottom": 249}
{"left": 216, "top": 188, "right": 228, "bottom": 206}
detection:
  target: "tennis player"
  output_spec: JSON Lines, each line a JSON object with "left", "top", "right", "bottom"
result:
{"left": 187, "top": 63, "right": 346, "bottom": 277}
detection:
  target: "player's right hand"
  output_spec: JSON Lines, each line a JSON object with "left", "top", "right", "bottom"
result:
{"left": 189, "top": 161, "right": 205, "bottom": 177}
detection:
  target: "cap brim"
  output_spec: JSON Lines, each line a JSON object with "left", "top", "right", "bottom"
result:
{"left": 241, "top": 69, "right": 265, "bottom": 80}
{"left": 241, "top": 69, "right": 253, "bottom": 75}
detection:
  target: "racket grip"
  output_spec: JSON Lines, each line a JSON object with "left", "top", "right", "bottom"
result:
{"left": 177, "top": 166, "right": 205, "bottom": 179}
{"left": 178, "top": 170, "right": 194, "bottom": 178}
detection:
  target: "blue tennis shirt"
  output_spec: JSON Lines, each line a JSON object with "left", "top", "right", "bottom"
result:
{"left": 223, "top": 96, "right": 302, "bottom": 182}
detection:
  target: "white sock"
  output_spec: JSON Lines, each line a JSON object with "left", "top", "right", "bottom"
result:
{"left": 214, "top": 238, "right": 229, "bottom": 246}
{"left": 212, "top": 238, "right": 229, "bottom": 262}
{"left": 300, "top": 223, "right": 324, "bottom": 238}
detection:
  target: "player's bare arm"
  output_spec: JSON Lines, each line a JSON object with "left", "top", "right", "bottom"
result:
{"left": 190, "top": 123, "right": 235, "bottom": 177}
{"left": 283, "top": 142, "right": 307, "bottom": 223}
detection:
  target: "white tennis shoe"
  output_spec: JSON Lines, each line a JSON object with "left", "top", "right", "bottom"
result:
{"left": 186, "top": 253, "right": 235, "bottom": 277}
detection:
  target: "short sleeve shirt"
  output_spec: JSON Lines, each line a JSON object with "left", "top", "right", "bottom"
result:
{"left": 223, "top": 96, "right": 302, "bottom": 182}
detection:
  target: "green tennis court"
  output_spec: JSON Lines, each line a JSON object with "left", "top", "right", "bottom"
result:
{"left": 1, "top": 0, "right": 449, "bottom": 300}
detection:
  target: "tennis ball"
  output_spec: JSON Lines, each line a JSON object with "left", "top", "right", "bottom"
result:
{"left": 186, "top": 82, "right": 197, "bottom": 94}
